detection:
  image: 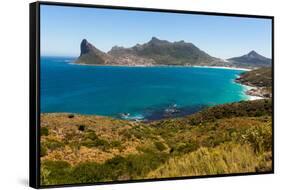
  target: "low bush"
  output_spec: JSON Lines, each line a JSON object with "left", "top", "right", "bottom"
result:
{"left": 121, "top": 130, "right": 132, "bottom": 140}
{"left": 41, "top": 127, "right": 49, "bottom": 136}
{"left": 154, "top": 141, "right": 166, "bottom": 151}
{"left": 242, "top": 124, "right": 272, "bottom": 153}
{"left": 173, "top": 140, "right": 199, "bottom": 155}
{"left": 78, "top": 125, "right": 86, "bottom": 131}
{"left": 85, "top": 130, "right": 98, "bottom": 140}
{"left": 68, "top": 114, "right": 74, "bottom": 119}
{"left": 43, "top": 139, "right": 64, "bottom": 151}
{"left": 81, "top": 130, "right": 110, "bottom": 150}
{"left": 125, "top": 152, "right": 169, "bottom": 178}
{"left": 71, "top": 162, "right": 107, "bottom": 183}
{"left": 40, "top": 144, "right": 47, "bottom": 157}
{"left": 110, "top": 140, "right": 122, "bottom": 148}
{"left": 41, "top": 160, "right": 72, "bottom": 185}
{"left": 187, "top": 99, "right": 272, "bottom": 125}
{"left": 81, "top": 138, "right": 109, "bottom": 149}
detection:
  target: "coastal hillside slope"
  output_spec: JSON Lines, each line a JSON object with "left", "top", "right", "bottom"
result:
{"left": 236, "top": 67, "right": 272, "bottom": 87}
{"left": 40, "top": 99, "right": 272, "bottom": 185}
{"left": 75, "top": 38, "right": 226, "bottom": 66}
{"left": 228, "top": 51, "right": 272, "bottom": 68}
{"left": 236, "top": 67, "right": 272, "bottom": 98}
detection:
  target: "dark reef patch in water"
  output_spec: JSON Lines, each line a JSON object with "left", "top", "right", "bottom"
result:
{"left": 144, "top": 104, "right": 207, "bottom": 121}
{"left": 117, "top": 104, "right": 207, "bottom": 121}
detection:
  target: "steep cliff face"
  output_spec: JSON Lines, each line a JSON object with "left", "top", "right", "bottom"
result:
{"left": 75, "top": 39, "right": 112, "bottom": 65}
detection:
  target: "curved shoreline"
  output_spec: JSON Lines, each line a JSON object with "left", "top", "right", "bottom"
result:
{"left": 241, "top": 84, "right": 265, "bottom": 100}
{"left": 191, "top": 65, "right": 252, "bottom": 71}
{"left": 70, "top": 62, "right": 253, "bottom": 71}
{"left": 234, "top": 74, "right": 267, "bottom": 101}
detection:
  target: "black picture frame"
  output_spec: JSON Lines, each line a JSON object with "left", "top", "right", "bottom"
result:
{"left": 30, "top": 1, "right": 274, "bottom": 189}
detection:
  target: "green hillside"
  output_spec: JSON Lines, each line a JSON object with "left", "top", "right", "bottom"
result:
{"left": 40, "top": 99, "right": 272, "bottom": 185}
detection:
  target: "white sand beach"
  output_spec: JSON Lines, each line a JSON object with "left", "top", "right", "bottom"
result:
{"left": 191, "top": 65, "right": 252, "bottom": 71}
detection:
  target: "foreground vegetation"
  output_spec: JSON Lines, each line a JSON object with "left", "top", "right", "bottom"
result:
{"left": 148, "top": 143, "right": 271, "bottom": 178}
{"left": 40, "top": 99, "right": 272, "bottom": 185}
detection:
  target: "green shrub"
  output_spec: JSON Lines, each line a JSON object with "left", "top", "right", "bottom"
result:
{"left": 40, "top": 144, "right": 47, "bottom": 157}
{"left": 111, "top": 140, "right": 122, "bottom": 148}
{"left": 73, "top": 152, "right": 169, "bottom": 182}
{"left": 131, "top": 129, "right": 143, "bottom": 139}
{"left": 68, "top": 114, "right": 74, "bottom": 119}
{"left": 125, "top": 152, "right": 169, "bottom": 177}
{"left": 187, "top": 99, "right": 272, "bottom": 125}
{"left": 204, "top": 135, "right": 226, "bottom": 147}
{"left": 94, "top": 139, "right": 109, "bottom": 147}
{"left": 242, "top": 124, "right": 272, "bottom": 153}
{"left": 81, "top": 138, "right": 109, "bottom": 149}
{"left": 71, "top": 162, "right": 106, "bottom": 183}
{"left": 41, "top": 160, "right": 72, "bottom": 185}
{"left": 82, "top": 131, "right": 110, "bottom": 150}
{"left": 86, "top": 131, "right": 98, "bottom": 140}
{"left": 43, "top": 140, "right": 64, "bottom": 151}
{"left": 41, "top": 127, "right": 49, "bottom": 136}
{"left": 174, "top": 140, "right": 199, "bottom": 154}
{"left": 129, "top": 126, "right": 154, "bottom": 140}
{"left": 121, "top": 130, "right": 132, "bottom": 139}
{"left": 103, "top": 156, "right": 128, "bottom": 180}
{"left": 78, "top": 125, "right": 86, "bottom": 131}
{"left": 41, "top": 164, "right": 51, "bottom": 185}
{"left": 154, "top": 141, "right": 166, "bottom": 151}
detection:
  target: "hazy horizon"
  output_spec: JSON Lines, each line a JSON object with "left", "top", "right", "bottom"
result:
{"left": 40, "top": 5, "right": 272, "bottom": 59}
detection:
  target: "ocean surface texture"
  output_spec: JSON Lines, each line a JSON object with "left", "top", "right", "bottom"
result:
{"left": 41, "top": 57, "right": 249, "bottom": 120}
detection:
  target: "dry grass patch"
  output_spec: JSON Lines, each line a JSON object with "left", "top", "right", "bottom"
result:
{"left": 147, "top": 143, "right": 272, "bottom": 178}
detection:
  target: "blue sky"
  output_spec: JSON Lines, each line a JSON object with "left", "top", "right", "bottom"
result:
{"left": 40, "top": 5, "right": 272, "bottom": 59}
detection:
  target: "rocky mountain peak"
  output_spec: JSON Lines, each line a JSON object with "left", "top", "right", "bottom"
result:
{"left": 150, "top": 36, "right": 160, "bottom": 41}
{"left": 228, "top": 50, "right": 271, "bottom": 68}
{"left": 148, "top": 37, "right": 169, "bottom": 45}
{"left": 80, "top": 39, "right": 93, "bottom": 56}
{"left": 247, "top": 50, "right": 259, "bottom": 58}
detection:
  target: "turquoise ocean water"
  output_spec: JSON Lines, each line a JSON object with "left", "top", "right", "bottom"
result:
{"left": 40, "top": 56, "right": 249, "bottom": 120}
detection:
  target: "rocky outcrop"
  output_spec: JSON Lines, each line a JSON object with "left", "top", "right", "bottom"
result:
{"left": 75, "top": 39, "right": 112, "bottom": 65}
{"left": 244, "top": 87, "right": 272, "bottom": 98}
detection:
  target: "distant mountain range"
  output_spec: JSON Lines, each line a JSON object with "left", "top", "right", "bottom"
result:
{"left": 227, "top": 50, "right": 271, "bottom": 68}
{"left": 75, "top": 38, "right": 271, "bottom": 68}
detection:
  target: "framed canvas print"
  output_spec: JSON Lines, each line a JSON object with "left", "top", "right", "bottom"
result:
{"left": 29, "top": 1, "right": 274, "bottom": 188}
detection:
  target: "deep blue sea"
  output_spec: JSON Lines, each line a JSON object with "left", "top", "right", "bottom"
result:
{"left": 40, "top": 56, "right": 249, "bottom": 120}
